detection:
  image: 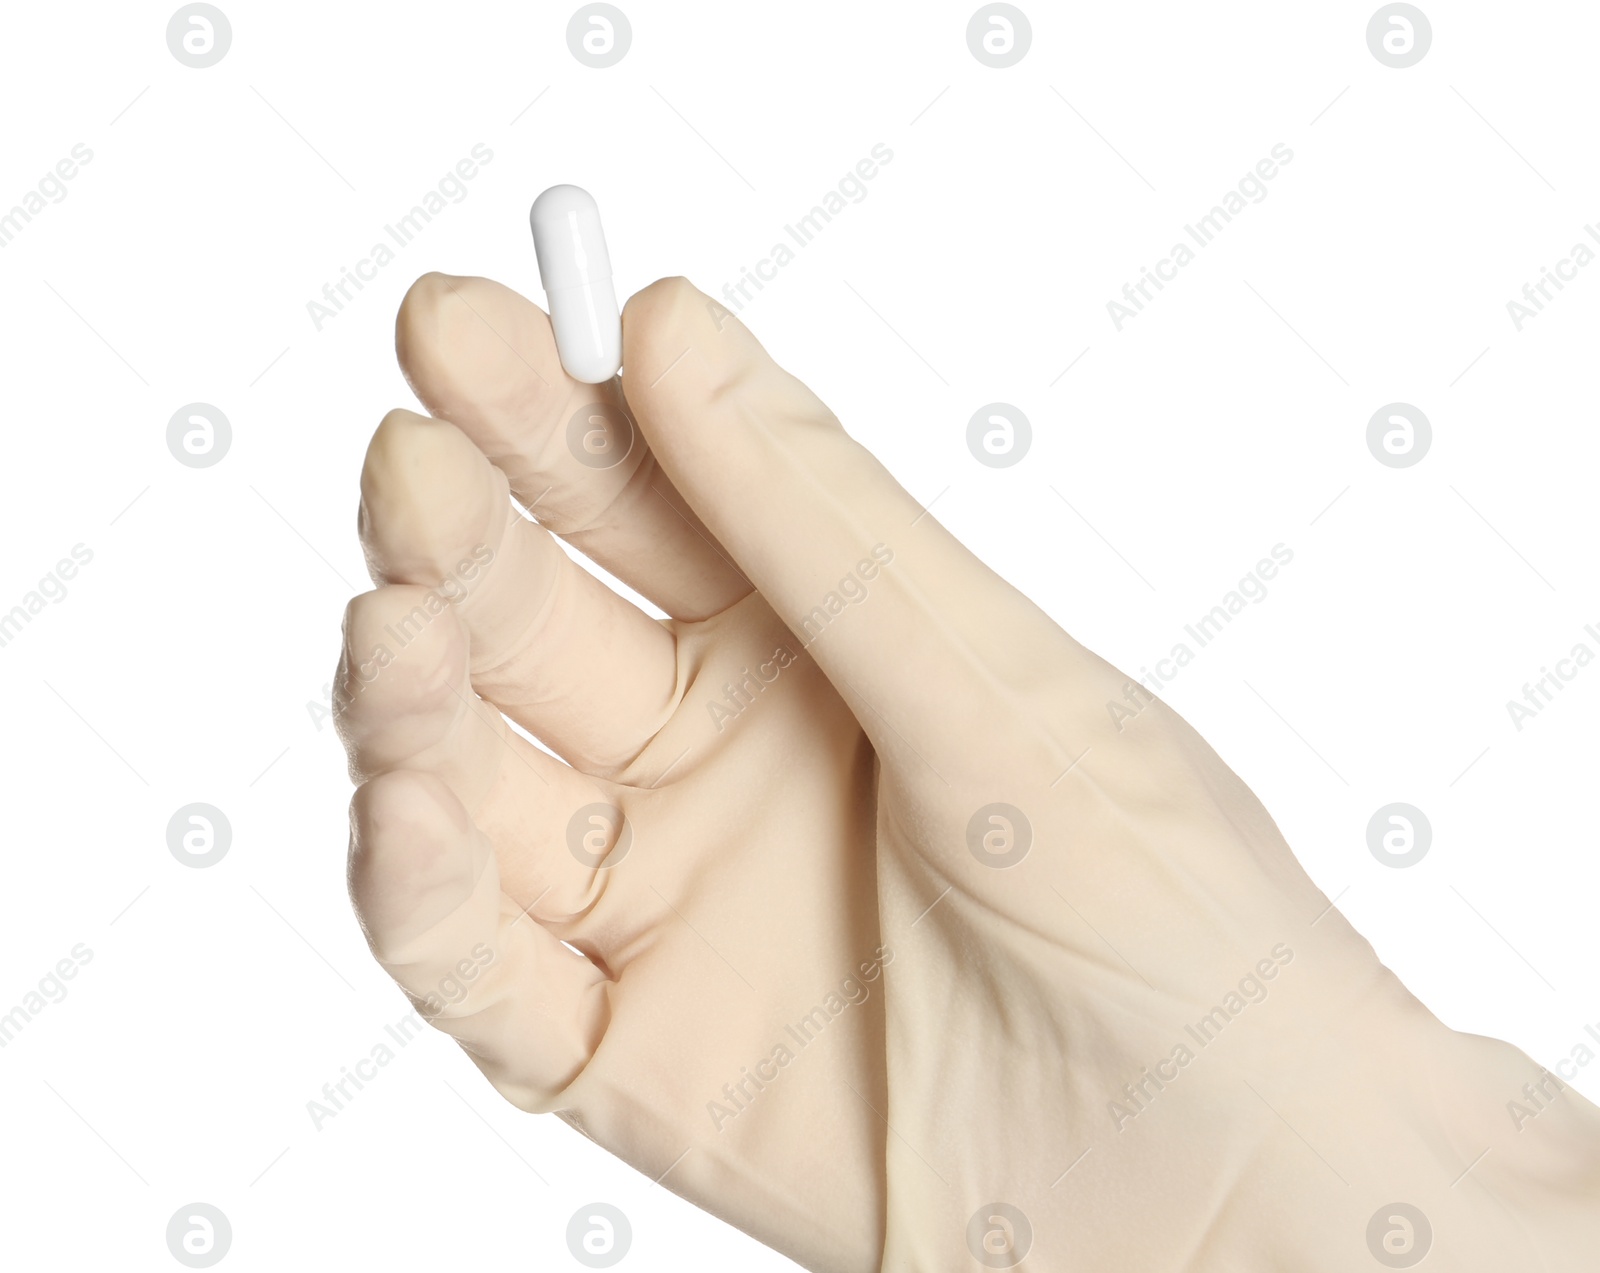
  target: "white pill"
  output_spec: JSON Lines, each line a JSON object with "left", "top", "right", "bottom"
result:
{"left": 530, "top": 184, "right": 622, "bottom": 384}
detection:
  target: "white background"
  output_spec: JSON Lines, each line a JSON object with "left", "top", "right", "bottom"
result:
{"left": 2, "top": 1, "right": 1597, "bottom": 1268}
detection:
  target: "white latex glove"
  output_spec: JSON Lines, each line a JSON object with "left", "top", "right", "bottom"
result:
{"left": 337, "top": 274, "right": 1600, "bottom": 1272}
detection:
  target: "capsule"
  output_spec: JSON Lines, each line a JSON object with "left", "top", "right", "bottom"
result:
{"left": 530, "top": 185, "right": 621, "bottom": 383}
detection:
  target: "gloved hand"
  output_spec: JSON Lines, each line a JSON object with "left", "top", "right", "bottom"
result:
{"left": 336, "top": 273, "right": 1600, "bottom": 1271}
